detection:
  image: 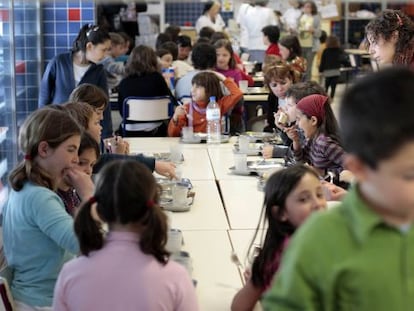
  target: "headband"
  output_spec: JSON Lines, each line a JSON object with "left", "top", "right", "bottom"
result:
{"left": 296, "top": 94, "right": 329, "bottom": 123}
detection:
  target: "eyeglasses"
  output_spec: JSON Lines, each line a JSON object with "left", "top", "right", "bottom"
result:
{"left": 86, "top": 26, "right": 100, "bottom": 39}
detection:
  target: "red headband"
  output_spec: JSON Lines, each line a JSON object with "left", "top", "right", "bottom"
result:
{"left": 296, "top": 94, "right": 329, "bottom": 123}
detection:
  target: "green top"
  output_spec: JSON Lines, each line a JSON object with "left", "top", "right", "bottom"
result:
{"left": 262, "top": 185, "right": 414, "bottom": 311}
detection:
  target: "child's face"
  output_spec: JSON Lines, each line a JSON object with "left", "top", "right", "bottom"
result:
{"left": 178, "top": 46, "right": 191, "bottom": 60}
{"left": 86, "top": 40, "right": 111, "bottom": 63}
{"left": 77, "top": 148, "right": 98, "bottom": 176}
{"left": 40, "top": 135, "right": 80, "bottom": 183}
{"left": 263, "top": 35, "right": 270, "bottom": 46}
{"left": 88, "top": 112, "right": 103, "bottom": 143}
{"left": 282, "top": 172, "right": 326, "bottom": 227}
{"left": 216, "top": 47, "right": 231, "bottom": 70}
{"left": 357, "top": 142, "right": 414, "bottom": 217}
{"left": 191, "top": 84, "right": 207, "bottom": 102}
{"left": 111, "top": 43, "right": 125, "bottom": 58}
{"left": 296, "top": 110, "right": 317, "bottom": 139}
{"left": 367, "top": 34, "right": 396, "bottom": 66}
{"left": 279, "top": 44, "right": 290, "bottom": 61}
{"left": 160, "top": 54, "right": 173, "bottom": 69}
{"left": 94, "top": 105, "right": 105, "bottom": 121}
{"left": 269, "top": 78, "right": 292, "bottom": 99}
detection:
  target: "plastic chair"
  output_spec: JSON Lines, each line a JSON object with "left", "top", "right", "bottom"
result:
{"left": 121, "top": 96, "right": 172, "bottom": 136}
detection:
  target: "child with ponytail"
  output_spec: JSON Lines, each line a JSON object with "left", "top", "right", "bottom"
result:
{"left": 53, "top": 160, "right": 199, "bottom": 311}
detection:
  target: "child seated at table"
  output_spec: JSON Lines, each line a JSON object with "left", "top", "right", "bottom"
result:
{"left": 53, "top": 160, "right": 199, "bottom": 310}
{"left": 286, "top": 94, "right": 345, "bottom": 178}
{"left": 168, "top": 71, "right": 243, "bottom": 137}
{"left": 231, "top": 164, "right": 326, "bottom": 311}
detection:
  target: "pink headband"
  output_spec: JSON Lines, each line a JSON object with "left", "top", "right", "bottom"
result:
{"left": 296, "top": 94, "right": 329, "bottom": 123}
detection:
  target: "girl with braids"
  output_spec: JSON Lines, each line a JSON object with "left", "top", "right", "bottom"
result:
{"left": 365, "top": 9, "right": 414, "bottom": 69}
{"left": 53, "top": 161, "right": 198, "bottom": 311}
{"left": 231, "top": 165, "right": 326, "bottom": 311}
{"left": 2, "top": 108, "right": 94, "bottom": 310}
{"left": 39, "top": 24, "right": 113, "bottom": 138}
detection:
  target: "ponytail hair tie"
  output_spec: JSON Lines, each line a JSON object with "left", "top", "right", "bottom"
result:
{"left": 146, "top": 200, "right": 154, "bottom": 208}
{"left": 24, "top": 154, "right": 32, "bottom": 161}
{"left": 88, "top": 196, "right": 97, "bottom": 204}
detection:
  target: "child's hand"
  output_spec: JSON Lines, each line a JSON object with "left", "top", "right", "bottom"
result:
{"left": 321, "top": 181, "right": 348, "bottom": 201}
{"left": 285, "top": 125, "right": 300, "bottom": 142}
{"left": 262, "top": 144, "right": 274, "bottom": 159}
{"left": 64, "top": 168, "right": 95, "bottom": 201}
{"left": 104, "top": 136, "right": 129, "bottom": 154}
{"left": 243, "top": 268, "right": 252, "bottom": 283}
{"left": 155, "top": 161, "right": 177, "bottom": 179}
{"left": 173, "top": 104, "right": 188, "bottom": 122}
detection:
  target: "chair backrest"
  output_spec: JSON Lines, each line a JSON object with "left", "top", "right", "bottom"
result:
{"left": 349, "top": 54, "right": 357, "bottom": 68}
{"left": 123, "top": 96, "right": 171, "bottom": 122}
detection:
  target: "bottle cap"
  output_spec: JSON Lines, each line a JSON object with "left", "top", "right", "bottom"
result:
{"left": 209, "top": 96, "right": 216, "bottom": 101}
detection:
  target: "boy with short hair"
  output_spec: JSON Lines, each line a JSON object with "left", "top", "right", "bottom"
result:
{"left": 263, "top": 67, "right": 414, "bottom": 310}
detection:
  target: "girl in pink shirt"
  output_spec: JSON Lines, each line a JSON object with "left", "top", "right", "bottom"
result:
{"left": 231, "top": 164, "right": 327, "bottom": 311}
{"left": 53, "top": 161, "right": 199, "bottom": 311}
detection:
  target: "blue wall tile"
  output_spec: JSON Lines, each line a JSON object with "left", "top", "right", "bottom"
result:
{"left": 81, "top": 8, "right": 94, "bottom": 20}
{"left": 55, "top": 8, "right": 67, "bottom": 21}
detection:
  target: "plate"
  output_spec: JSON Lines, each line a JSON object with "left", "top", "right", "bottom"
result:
{"left": 233, "top": 142, "right": 263, "bottom": 156}
{"left": 228, "top": 166, "right": 258, "bottom": 176}
{"left": 242, "top": 131, "right": 275, "bottom": 142}
{"left": 161, "top": 194, "right": 195, "bottom": 212}
{"left": 228, "top": 160, "right": 285, "bottom": 176}
{"left": 181, "top": 134, "right": 230, "bottom": 144}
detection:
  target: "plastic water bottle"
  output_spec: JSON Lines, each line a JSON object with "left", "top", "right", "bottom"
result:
{"left": 206, "top": 96, "right": 221, "bottom": 144}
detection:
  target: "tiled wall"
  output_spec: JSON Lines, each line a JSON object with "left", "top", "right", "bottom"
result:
{"left": 165, "top": 1, "right": 233, "bottom": 28}
{"left": 42, "top": 0, "right": 95, "bottom": 64}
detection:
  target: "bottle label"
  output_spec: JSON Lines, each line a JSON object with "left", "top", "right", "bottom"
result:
{"left": 206, "top": 109, "right": 220, "bottom": 120}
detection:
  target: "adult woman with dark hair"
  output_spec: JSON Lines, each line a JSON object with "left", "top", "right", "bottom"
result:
{"left": 39, "top": 24, "right": 112, "bottom": 138}
{"left": 297, "top": 0, "right": 321, "bottom": 80}
{"left": 117, "top": 45, "right": 175, "bottom": 137}
{"left": 279, "top": 35, "right": 307, "bottom": 76}
{"left": 365, "top": 9, "right": 414, "bottom": 69}
{"left": 195, "top": 1, "right": 225, "bottom": 34}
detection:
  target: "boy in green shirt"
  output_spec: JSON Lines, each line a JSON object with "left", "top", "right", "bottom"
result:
{"left": 263, "top": 67, "right": 414, "bottom": 311}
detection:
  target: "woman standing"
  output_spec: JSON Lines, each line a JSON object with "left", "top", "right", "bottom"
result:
{"left": 365, "top": 9, "right": 414, "bottom": 69}
{"left": 39, "top": 24, "right": 112, "bottom": 138}
{"left": 195, "top": 1, "right": 225, "bottom": 34}
{"left": 297, "top": 1, "right": 321, "bottom": 80}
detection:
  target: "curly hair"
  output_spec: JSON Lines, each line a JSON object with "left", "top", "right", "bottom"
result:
{"left": 365, "top": 9, "right": 414, "bottom": 66}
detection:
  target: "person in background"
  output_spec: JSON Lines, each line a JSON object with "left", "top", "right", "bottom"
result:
{"left": 314, "top": 30, "right": 327, "bottom": 76}
{"left": 57, "top": 132, "right": 100, "bottom": 216}
{"left": 164, "top": 25, "right": 181, "bottom": 43}
{"left": 39, "top": 24, "right": 113, "bottom": 138}
{"left": 297, "top": 0, "right": 321, "bottom": 80}
{"left": 236, "top": 0, "right": 253, "bottom": 54}
{"left": 281, "top": 0, "right": 302, "bottom": 35}
{"left": 195, "top": 1, "right": 225, "bottom": 34}
{"left": 262, "top": 25, "right": 281, "bottom": 58}
{"left": 156, "top": 48, "right": 174, "bottom": 70}
{"left": 2, "top": 108, "right": 94, "bottom": 310}
{"left": 161, "top": 41, "right": 194, "bottom": 79}
{"left": 263, "top": 63, "right": 300, "bottom": 135}
{"left": 53, "top": 161, "right": 199, "bottom": 311}
{"left": 319, "top": 35, "right": 347, "bottom": 98}
{"left": 278, "top": 35, "right": 307, "bottom": 77}
{"left": 365, "top": 9, "right": 414, "bottom": 69}
{"left": 100, "top": 32, "right": 126, "bottom": 93}
{"left": 118, "top": 45, "right": 175, "bottom": 137}
{"left": 168, "top": 71, "right": 243, "bottom": 136}
{"left": 68, "top": 83, "right": 177, "bottom": 179}
{"left": 198, "top": 26, "right": 216, "bottom": 41}
{"left": 231, "top": 165, "right": 326, "bottom": 311}
{"left": 155, "top": 32, "right": 172, "bottom": 50}
{"left": 176, "top": 35, "right": 193, "bottom": 63}
{"left": 263, "top": 66, "right": 414, "bottom": 311}
{"left": 286, "top": 94, "right": 345, "bottom": 178}
{"left": 241, "top": 0, "right": 277, "bottom": 64}
{"left": 117, "top": 32, "right": 133, "bottom": 57}
{"left": 175, "top": 42, "right": 217, "bottom": 99}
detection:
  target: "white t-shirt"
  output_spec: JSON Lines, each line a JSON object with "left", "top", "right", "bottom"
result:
{"left": 195, "top": 14, "right": 225, "bottom": 34}
{"left": 73, "top": 63, "right": 90, "bottom": 86}
{"left": 236, "top": 3, "right": 253, "bottom": 49}
{"left": 282, "top": 8, "right": 302, "bottom": 33}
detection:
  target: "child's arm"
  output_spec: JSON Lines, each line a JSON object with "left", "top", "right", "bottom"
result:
{"left": 168, "top": 105, "right": 189, "bottom": 137}
{"left": 220, "top": 77, "right": 244, "bottom": 115}
{"left": 231, "top": 280, "right": 263, "bottom": 311}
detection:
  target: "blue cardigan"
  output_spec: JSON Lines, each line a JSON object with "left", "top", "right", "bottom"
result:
{"left": 39, "top": 52, "right": 113, "bottom": 138}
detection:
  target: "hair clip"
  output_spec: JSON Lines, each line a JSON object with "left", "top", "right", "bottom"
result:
{"left": 86, "top": 26, "right": 100, "bottom": 39}
{"left": 24, "top": 154, "right": 32, "bottom": 161}
{"left": 396, "top": 13, "right": 403, "bottom": 26}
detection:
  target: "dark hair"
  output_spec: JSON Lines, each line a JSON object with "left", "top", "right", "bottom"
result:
{"left": 9, "top": 107, "right": 82, "bottom": 191}
{"left": 196, "top": 37, "right": 211, "bottom": 45}
{"left": 69, "top": 83, "right": 109, "bottom": 110}
{"left": 262, "top": 25, "right": 280, "bottom": 44}
{"left": 79, "top": 132, "right": 100, "bottom": 160}
{"left": 210, "top": 31, "right": 229, "bottom": 45}
{"left": 62, "top": 102, "right": 94, "bottom": 130}
{"left": 176, "top": 35, "right": 192, "bottom": 48}
{"left": 254, "top": 0, "right": 269, "bottom": 6}
{"left": 74, "top": 160, "right": 169, "bottom": 263}
{"left": 156, "top": 48, "right": 172, "bottom": 59}
{"left": 191, "top": 71, "right": 224, "bottom": 100}
{"left": 160, "top": 41, "right": 179, "bottom": 60}
{"left": 365, "top": 10, "right": 414, "bottom": 66}
{"left": 109, "top": 32, "right": 125, "bottom": 46}
{"left": 264, "top": 63, "right": 300, "bottom": 85}
{"left": 155, "top": 33, "right": 172, "bottom": 50}
{"left": 203, "top": 1, "right": 216, "bottom": 14}
{"left": 164, "top": 25, "right": 181, "bottom": 43}
{"left": 214, "top": 39, "right": 236, "bottom": 69}
{"left": 125, "top": 45, "right": 159, "bottom": 76}
{"left": 72, "top": 24, "right": 110, "bottom": 53}
{"left": 279, "top": 35, "right": 302, "bottom": 60}
{"left": 199, "top": 26, "right": 215, "bottom": 39}
{"left": 249, "top": 164, "right": 320, "bottom": 288}
{"left": 303, "top": 0, "right": 318, "bottom": 15}
{"left": 325, "top": 35, "right": 340, "bottom": 49}
{"left": 340, "top": 67, "right": 414, "bottom": 169}
{"left": 285, "top": 81, "right": 327, "bottom": 101}
{"left": 319, "top": 30, "right": 328, "bottom": 44}
{"left": 191, "top": 42, "right": 217, "bottom": 69}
